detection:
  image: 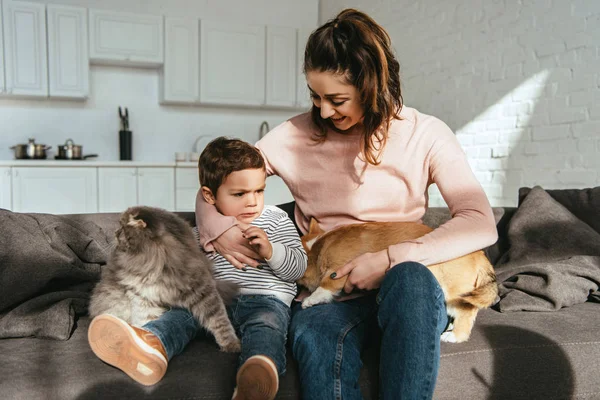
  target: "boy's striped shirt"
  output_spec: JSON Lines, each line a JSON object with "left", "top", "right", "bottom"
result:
{"left": 194, "top": 205, "right": 307, "bottom": 306}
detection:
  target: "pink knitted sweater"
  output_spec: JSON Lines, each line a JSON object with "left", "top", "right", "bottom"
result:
{"left": 196, "top": 106, "right": 498, "bottom": 267}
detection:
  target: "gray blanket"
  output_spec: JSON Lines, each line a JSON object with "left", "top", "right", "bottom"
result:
{"left": 495, "top": 186, "right": 600, "bottom": 312}
{"left": 0, "top": 210, "right": 111, "bottom": 340}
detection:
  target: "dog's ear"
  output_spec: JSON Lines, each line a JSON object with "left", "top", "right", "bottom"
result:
{"left": 308, "top": 218, "right": 322, "bottom": 234}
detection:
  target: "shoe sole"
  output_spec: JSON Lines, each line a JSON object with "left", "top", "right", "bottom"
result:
{"left": 88, "top": 314, "right": 167, "bottom": 386}
{"left": 235, "top": 355, "right": 278, "bottom": 400}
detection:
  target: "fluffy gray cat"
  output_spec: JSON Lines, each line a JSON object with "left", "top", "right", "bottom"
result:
{"left": 89, "top": 205, "right": 241, "bottom": 353}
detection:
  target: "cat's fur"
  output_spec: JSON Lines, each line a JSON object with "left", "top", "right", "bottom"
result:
{"left": 89, "top": 206, "right": 241, "bottom": 352}
{"left": 298, "top": 219, "right": 498, "bottom": 343}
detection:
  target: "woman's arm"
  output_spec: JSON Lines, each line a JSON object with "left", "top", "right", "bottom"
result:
{"left": 194, "top": 189, "right": 260, "bottom": 268}
{"left": 387, "top": 125, "right": 498, "bottom": 267}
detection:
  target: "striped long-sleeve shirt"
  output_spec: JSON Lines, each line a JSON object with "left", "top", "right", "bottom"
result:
{"left": 194, "top": 205, "right": 307, "bottom": 306}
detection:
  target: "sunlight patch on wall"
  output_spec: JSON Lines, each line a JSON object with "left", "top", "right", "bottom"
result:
{"left": 428, "top": 69, "right": 553, "bottom": 207}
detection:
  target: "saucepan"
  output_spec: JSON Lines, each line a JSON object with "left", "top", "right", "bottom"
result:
{"left": 56, "top": 139, "right": 98, "bottom": 160}
{"left": 10, "top": 138, "right": 52, "bottom": 159}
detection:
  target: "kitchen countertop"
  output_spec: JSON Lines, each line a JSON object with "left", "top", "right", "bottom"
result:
{"left": 0, "top": 160, "right": 198, "bottom": 167}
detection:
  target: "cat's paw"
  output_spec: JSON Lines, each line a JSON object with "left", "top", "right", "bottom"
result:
{"left": 440, "top": 331, "right": 457, "bottom": 343}
{"left": 301, "top": 287, "right": 334, "bottom": 308}
{"left": 220, "top": 338, "right": 242, "bottom": 353}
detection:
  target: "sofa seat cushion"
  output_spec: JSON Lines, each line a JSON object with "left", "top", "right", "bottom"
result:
{"left": 435, "top": 301, "right": 600, "bottom": 399}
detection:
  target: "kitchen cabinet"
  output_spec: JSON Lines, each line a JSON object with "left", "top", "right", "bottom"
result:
{"left": 98, "top": 167, "right": 174, "bottom": 212}
{"left": 199, "top": 20, "right": 265, "bottom": 106}
{"left": 2, "top": 0, "right": 48, "bottom": 97}
{"left": 47, "top": 4, "right": 89, "bottom": 99}
{"left": 265, "top": 26, "right": 297, "bottom": 108}
{"left": 0, "top": 3, "right": 5, "bottom": 94}
{"left": 88, "top": 9, "right": 163, "bottom": 67}
{"left": 0, "top": 168, "right": 11, "bottom": 210}
{"left": 175, "top": 167, "right": 198, "bottom": 211}
{"left": 159, "top": 17, "right": 199, "bottom": 104}
{"left": 137, "top": 168, "right": 175, "bottom": 210}
{"left": 12, "top": 168, "right": 97, "bottom": 214}
{"left": 98, "top": 167, "right": 137, "bottom": 212}
{"left": 296, "top": 27, "right": 313, "bottom": 109}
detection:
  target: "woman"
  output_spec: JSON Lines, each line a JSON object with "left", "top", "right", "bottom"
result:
{"left": 197, "top": 8, "right": 498, "bottom": 400}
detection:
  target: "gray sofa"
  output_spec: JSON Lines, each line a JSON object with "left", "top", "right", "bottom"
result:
{"left": 1, "top": 186, "right": 599, "bottom": 399}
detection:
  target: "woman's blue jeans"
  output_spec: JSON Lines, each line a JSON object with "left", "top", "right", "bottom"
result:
{"left": 290, "top": 261, "right": 449, "bottom": 400}
{"left": 142, "top": 295, "right": 291, "bottom": 375}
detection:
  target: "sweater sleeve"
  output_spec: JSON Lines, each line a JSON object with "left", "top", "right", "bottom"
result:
{"left": 387, "top": 120, "right": 498, "bottom": 267}
{"left": 265, "top": 213, "right": 308, "bottom": 282}
{"left": 194, "top": 188, "right": 237, "bottom": 251}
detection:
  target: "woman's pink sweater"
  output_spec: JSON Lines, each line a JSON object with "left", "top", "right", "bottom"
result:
{"left": 196, "top": 106, "right": 498, "bottom": 267}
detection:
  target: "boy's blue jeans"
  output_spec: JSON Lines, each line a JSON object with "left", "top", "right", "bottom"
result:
{"left": 143, "top": 295, "right": 291, "bottom": 375}
{"left": 144, "top": 261, "right": 448, "bottom": 398}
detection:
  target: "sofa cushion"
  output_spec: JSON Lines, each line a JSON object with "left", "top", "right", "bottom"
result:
{"left": 494, "top": 186, "right": 600, "bottom": 312}
{"left": 518, "top": 186, "right": 600, "bottom": 234}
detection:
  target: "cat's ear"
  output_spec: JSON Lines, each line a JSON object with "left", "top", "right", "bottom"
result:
{"left": 127, "top": 214, "right": 147, "bottom": 228}
{"left": 201, "top": 186, "right": 216, "bottom": 205}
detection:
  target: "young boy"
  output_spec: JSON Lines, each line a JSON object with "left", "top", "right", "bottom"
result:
{"left": 88, "top": 137, "right": 307, "bottom": 400}
{"left": 196, "top": 137, "right": 307, "bottom": 399}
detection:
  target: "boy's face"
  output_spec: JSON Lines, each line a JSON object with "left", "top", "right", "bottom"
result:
{"left": 202, "top": 168, "right": 266, "bottom": 224}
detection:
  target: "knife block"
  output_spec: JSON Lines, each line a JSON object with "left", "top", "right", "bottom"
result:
{"left": 119, "top": 130, "right": 132, "bottom": 161}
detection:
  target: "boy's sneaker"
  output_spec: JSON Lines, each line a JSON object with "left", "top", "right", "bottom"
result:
{"left": 88, "top": 314, "right": 168, "bottom": 386}
{"left": 232, "top": 355, "right": 279, "bottom": 400}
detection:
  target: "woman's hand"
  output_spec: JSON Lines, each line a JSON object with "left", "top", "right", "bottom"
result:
{"left": 212, "top": 225, "right": 261, "bottom": 269}
{"left": 332, "top": 250, "right": 391, "bottom": 293}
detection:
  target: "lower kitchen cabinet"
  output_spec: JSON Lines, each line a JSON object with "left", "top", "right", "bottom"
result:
{"left": 12, "top": 167, "right": 97, "bottom": 213}
{"left": 98, "top": 167, "right": 137, "bottom": 212}
{"left": 98, "top": 167, "right": 174, "bottom": 212}
{"left": 0, "top": 167, "right": 12, "bottom": 210}
{"left": 137, "top": 167, "right": 175, "bottom": 210}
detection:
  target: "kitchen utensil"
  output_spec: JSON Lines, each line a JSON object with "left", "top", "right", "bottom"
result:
{"left": 56, "top": 139, "right": 97, "bottom": 160}
{"left": 118, "top": 106, "right": 129, "bottom": 131}
{"left": 10, "top": 139, "right": 51, "bottom": 159}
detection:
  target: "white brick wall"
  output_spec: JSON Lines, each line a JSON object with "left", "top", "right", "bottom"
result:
{"left": 320, "top": 0, "right": 600, "bottom": 206}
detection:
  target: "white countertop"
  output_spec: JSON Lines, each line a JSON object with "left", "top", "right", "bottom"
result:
{"left": 0, "top": 160, "right": 198, "bottom": 167}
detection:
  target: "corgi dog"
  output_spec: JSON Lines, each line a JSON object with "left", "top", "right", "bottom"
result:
{"left": 298, "top": 219, "right": 498, "bottom": 343}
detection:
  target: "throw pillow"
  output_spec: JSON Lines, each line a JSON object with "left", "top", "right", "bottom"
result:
{"left": 494, "top": 186, "right": 600, "bottom": 312}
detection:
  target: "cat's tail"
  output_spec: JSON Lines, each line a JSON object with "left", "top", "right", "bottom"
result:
{"left": 216, "top": 281, "right": 239, "bottom": 305}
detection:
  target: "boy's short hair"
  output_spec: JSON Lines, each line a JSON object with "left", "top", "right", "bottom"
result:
{"left": 198, "top": 136, "right": 265, "bottom": 196}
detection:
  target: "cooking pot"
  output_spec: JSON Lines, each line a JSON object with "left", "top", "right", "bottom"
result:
{"left": 56, "top": 139, "right": 98, "bottom": 160}
{"left": 10, "top": 138, "right": 51, "bottom": 159}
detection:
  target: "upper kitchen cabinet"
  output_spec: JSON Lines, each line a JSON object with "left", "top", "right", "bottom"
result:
{"left": 296, "top": 28, "right": 313, "bottom": 109}
{"left": 47, "top": 4, "right": 89, "bottom": 99}
{"left": 200, "top": 20, "right": 265, "bottom": 106}
{"left": 265, "top": 26, "right": 297, "bottom": 108}
{"left": 2, "top": 0, "right": 48, "bottom": 97}
{"left": 89, "top": 9, "right": 163, "bottom": 67}
{"left": 0, "top": 3, "right": 5, "bottom": 94}
{"left": 159, "top": 17, "right": 199, "bottom": 104}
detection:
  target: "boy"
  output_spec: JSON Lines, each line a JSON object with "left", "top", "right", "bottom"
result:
{"left": 88, "top": 137, "right": 307, "bottom": 400}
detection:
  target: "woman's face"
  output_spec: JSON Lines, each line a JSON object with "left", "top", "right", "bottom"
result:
{"left": 306, "top": 70, "right": 364, "bottom": 131}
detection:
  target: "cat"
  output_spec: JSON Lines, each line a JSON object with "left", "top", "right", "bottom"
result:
{"left": 88, "top": 205, "right": 241, "bottom": 352}
{"left": 298, "top": 218, "right": 498, "bottom": 343}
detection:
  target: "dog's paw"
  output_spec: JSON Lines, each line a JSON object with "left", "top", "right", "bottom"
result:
{"left": 301, "top": 287, "right": 334, "bottom": 309}
{"left": 440, "top": 331, "right": 457, "bottom": 343}
{"left": 220, "top": 337, "right": 241, "bottom": 353}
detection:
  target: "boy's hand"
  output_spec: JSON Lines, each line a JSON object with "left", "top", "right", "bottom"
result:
{"left": 243, "top": 226, "right": 273, "bottom": 260}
